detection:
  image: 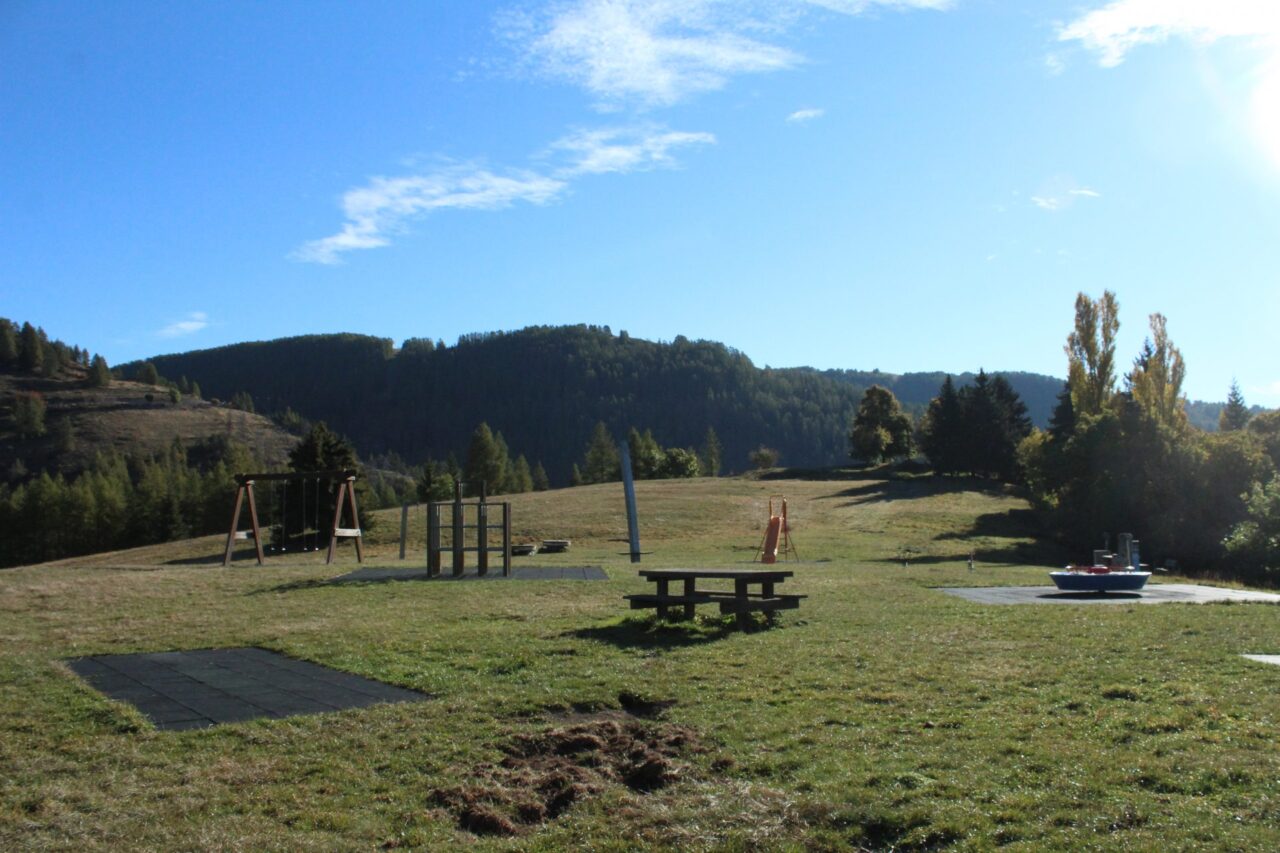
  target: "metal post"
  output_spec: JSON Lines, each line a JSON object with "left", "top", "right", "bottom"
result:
{"left": 620, "top": 442, "right": 641, "bottom": 563}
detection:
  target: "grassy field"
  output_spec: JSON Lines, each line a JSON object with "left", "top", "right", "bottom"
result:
{"left": 4, "top": 470, "right": 1280, "bottom": 850}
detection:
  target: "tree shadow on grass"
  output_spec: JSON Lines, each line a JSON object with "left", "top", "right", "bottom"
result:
{"left": 818, "top": 476, "right": 1015, "bottom": 508}
{"left": 567, "top": 616, "right": 748, "bottom": 651}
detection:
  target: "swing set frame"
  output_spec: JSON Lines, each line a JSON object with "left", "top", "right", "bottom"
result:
{"left": 223, "top": 469, "right": 363, "bottom": 566}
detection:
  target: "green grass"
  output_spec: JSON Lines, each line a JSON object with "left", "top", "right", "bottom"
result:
{"left": 5, "top": 471, "right": 1280, "bottom": 850}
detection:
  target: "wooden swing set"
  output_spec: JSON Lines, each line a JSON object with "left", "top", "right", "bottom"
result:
{"left": 223, "top": 469, "right": 363, "bottom": 566}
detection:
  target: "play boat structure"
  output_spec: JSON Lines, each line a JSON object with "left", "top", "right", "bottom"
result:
{"left": 1050, "top": 533, "right": 1152, "bottom": 593}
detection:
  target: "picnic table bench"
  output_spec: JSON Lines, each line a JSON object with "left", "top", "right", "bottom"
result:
{"left": 624, "top": 568, "right": 805, "bottom": 628}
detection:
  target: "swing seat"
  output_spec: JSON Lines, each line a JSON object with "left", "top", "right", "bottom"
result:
{"left": 233, "top": 530, "right": 255, "bottom": 540}
{"left": 334, "top": 527, "right": 362, "bottom": 538}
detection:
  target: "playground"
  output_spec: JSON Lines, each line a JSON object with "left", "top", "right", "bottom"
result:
{"left": 6, "top": 472, "right": 1280, "bottom": 849}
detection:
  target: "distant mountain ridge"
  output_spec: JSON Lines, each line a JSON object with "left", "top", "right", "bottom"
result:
{"left": 130, "top": 325, "right": 1071, "bottom": 483}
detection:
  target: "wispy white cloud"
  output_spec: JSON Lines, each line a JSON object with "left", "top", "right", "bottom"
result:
{"left": 1058, "top": 1, "right": 1279, "bottom": 68}
{"left": 295, "top": 126, "right": 714, "bottom": 264}
{"left": 550, "top": 126, "right": 716, "bottom": 175}
{"left": 1030, "top": 179, "right": 1101, "bottom": 212}
{"left": 508, "top": 0, "right": 952, "bottom": 108}
{"left": 293, "top": 169, "right": 565, "bottom": 264}
{"left": 157, "top": 312, "right": 209, "bottom": 338}
{"left": 786, "top": 107, "right": 825, "bottom": 123}
{"left": 1060, "top": 1, "right": 1280, "bottom": 170}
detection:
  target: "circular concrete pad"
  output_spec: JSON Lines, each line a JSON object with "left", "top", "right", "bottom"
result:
{"left": 937, "top": 583, "right": 1280, "bottom": 606}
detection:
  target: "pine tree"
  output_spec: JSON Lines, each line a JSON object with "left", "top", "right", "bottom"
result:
{"left": 581, "top": 422, "right": 620, "bottom": 484}
{"left": 289, "top": 421, "right": 358, "bottom": 471}
{"left": 700, "top": 426, "right": 722, "bottom": 476}
{"left": 1047, "top": 382, "right": 1076, "bottom": 445}
{"left": 532, "top": 461, "right": 551, "bottom": 491}
{"left": 1219, "top": 380, "right": 1250, "bottom": 432}
{"left": 17, "top": 322, "right": 42, "bottom": 374}
{"left": 464, "top": 423, "right": 508, "bottom": 494}
{"left": 0, "top": 320, "right": 17, "bottom": 368}
{"left": 626, "top": 428, "right": 663, "bottom": 480}
{"left": 919, "top": 376, "right": 963, "bottom": 475}
{"left": 570, "top": 464, "right": 583, "bottom": 486}
{"left": 849, "top": 385, "right": 914, "bottom": 463}
{"left": 511, "top": 455, "right": 534, "bottom": 493}
{"left": 137, "top": 361, "right": 160, "bottom": 386}
{"left": 13, "top": 392, "right": 47, "bottom": 438}
{"left": 88, "top": 354, "right": 111, "bottom": 388}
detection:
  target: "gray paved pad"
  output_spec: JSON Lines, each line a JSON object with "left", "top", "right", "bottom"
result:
{"left": 67, "top": 647, "right": 430, "bottom": 730}
{"left": 937, "top": 583, "right": 1280, "bottom": 606}
{"left": 334, "top": 566, "right": 607, "bottom": 582}
{"left": 1242, "top": 655, "right": 1280, "bottom": 666}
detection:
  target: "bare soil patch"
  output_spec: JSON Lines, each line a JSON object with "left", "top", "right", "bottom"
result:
{"left": 432, "top": 712, "right": 708, "bottom": 836}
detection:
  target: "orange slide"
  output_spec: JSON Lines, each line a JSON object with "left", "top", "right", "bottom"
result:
{"left": 760, "top": 515, "right": 782, "bottom": 564}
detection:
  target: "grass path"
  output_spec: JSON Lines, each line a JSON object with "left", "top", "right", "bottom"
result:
{"left": 4, "top": 472, "right": 1279, "bottom": 849}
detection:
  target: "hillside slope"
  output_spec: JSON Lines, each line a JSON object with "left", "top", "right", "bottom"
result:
{"left": 136, "top": 325, "right": 1065, "bottom": 483}
{"left": 0, "top": 367, "right": 296, "bottom": 481}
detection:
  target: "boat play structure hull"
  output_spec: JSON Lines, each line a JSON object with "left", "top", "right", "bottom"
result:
{"left": 1049, "top": 570, "right": 1152, "bottom": 593}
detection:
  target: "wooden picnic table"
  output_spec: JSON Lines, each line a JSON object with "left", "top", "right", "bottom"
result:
{"left": 625, "top": 568, "right": 804, "bottom": 628}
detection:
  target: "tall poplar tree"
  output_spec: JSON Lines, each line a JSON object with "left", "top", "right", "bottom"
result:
{"left": 1065, "top": 291, "right": 1120, "bottom": 416}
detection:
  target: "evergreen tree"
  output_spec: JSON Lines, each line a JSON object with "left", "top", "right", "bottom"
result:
{"left": 137, "top": 361, "right": 160, "bottom": 386}
{"left": 700, "top": 426, "right": 722, "bottom": 476}
{"left": 532, "top": 461, "right": 551, "bottom": 491}
{"left": 919, "top": 376, "right": 964, "bottom": 475}
{"left": 1220, "top": 380, "right": 1251, "bottom": 432}
{"left": 0, "top": 320, "right": 17, "bottom": 368}
{"left": 581, "top": 422, "right": 620, "bottom": 484}
{"left": 626, "top": 428, "right": 663, "bottom": 480}
{"left": 88, "top": 354, "right": 111, "bottom": 388}
{"left": 464, "top": 422, "right": 508, "bottom": 494}
{"left": 849, "top": 385, "right": 914, "bottom": 463}
{"left": 492, "top": 430, "right": 515, "bottom": 493}
{"left": 1047, "top": 382, "right": 1076, "bottom": 445}
{"left": 18, "top": 322, "right": 42, "bottom": 374}
{"left": 415, "top": 460, "right": 453, "bottom": 502}
{"left": 511, "top": 455, "right": 534, "bottom": 493}
{"left": 570, "top": 464, "right": 583, "bottom": 486}
{"left": 289, "top": 421, "right": 358, "bottom": 471}
{"left": 987, "top": 374, "right": 1033, "bottom": 480}
{"left": 13, "top": 392, "right": 47, "bottom": 438}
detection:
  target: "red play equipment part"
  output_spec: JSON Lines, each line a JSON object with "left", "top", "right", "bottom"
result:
{"left": 754, "top": 495, "right": 797, "bottom": 564}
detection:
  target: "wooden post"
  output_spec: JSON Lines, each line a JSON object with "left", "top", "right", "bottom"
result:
{"left": 224, "top": 484, "right": 244, "bottom": 566}
{"left": 398, "top": 503, "right": 409, "bottom": 560}
{"left": 502, "top": 502, "right": 511, "bottom": 577}
{"left": 326, "top": 480, "right": 346, "bottom": 564}
{"left": 223, "top": 480, "right": 264, "bottom": 566}
{"left": 346, "top": 478, "right": 363, "bottom": 563}
{"left": 452, "top": 487, "right": 465, "bottom": 577}
{"left": 245, "top": 482, "right": 264, "bottom": 565}
{"left": 427, "top": 503, "right": 441, "bottom": 577}
{"left": 477, "top": 500, "right": 489, "bottom": 576}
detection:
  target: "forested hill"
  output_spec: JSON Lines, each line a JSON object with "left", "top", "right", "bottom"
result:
{"left": 136, "top": 325, "right": 1064, "bottom": 483}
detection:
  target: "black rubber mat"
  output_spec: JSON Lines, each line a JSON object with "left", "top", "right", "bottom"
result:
{"left": 66, "top": 647, "right": 430, "bottom": 731}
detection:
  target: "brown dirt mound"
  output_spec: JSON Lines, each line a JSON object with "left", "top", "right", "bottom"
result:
{"left": 432, "top": 717, "right": 707, "bottom": 836}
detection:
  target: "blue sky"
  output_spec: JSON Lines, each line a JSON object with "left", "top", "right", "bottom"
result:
{"left": 3, "top": 0, "right": 1278, "bottom": 405}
